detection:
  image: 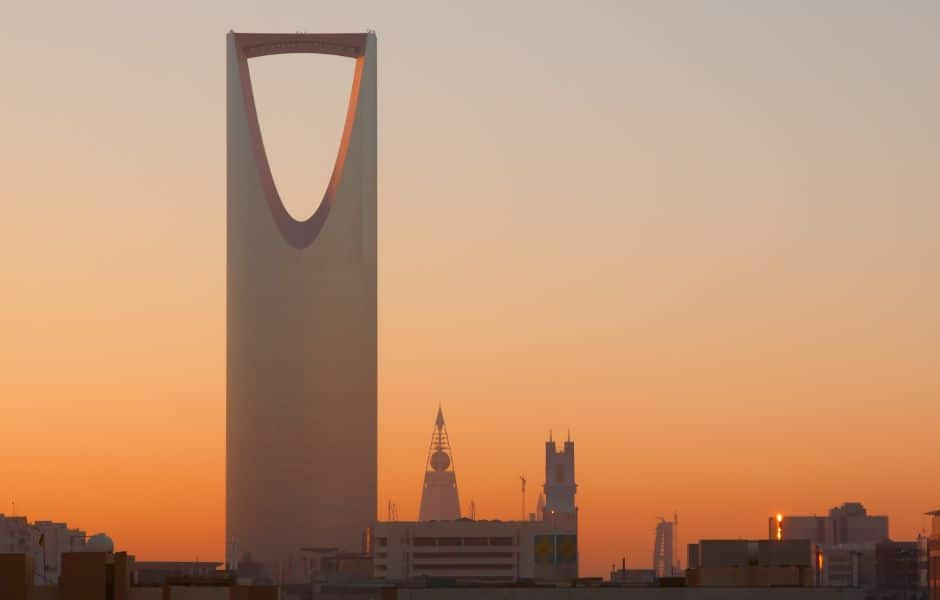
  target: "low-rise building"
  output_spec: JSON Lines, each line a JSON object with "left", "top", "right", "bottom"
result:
{"left": 0, "top": 550, "right": 276, "bottom": 600}
{"left": 818, "top": 543, "right": 875, "bottom": 588}
{"left": 0, "top": 513, "right": 100, "bottom": 584}
{"left": 373, "top": 436, "right": 578, "bottom": 583}
{"left": 134, "top": 561, "right": 223, "bottom": 586}
{"left": 609, "top": 565, "right": 656, "bottom": 585}
{"left": 874, "top": 540, "right": 921, "bottom": 592}
{"left": 369, "top": 439, "right": 578, "bottom": 582}
{"left": 778, "top": 502, "right": 889, "bottom": 547}
{"left": 928, "top": 510, "right": 940, "bottom": 600}
{"left": 373, "top": 513, "right": 577, "bottom": 583}
{"left": 685, "top": 539, "right": 816, "bottom": 587}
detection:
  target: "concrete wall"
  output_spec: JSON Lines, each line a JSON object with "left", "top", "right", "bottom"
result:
{"left": 60, "top": 551, "right": 107, "bottom": 600}
{"left": 231, "top": 586, "right": 280, "bottom": 600}
{"left": 128, "top": 586, "right": 279, "bottom": 600}
{"left": 698, "top": 541, "right": 750, "bottom": 568}
{"left": 688, "top": 565, "right": 814, "bottom": 587}
{"left": 0, "top": 553, "right": 33, "bottom": 600}
{"left": 374, "top": 515, "right": 577, "bottom": 582}
{"left": 397, "top": 588, "right": 869, "bottom": 600}
{"left": 758, "top": 540, "right": 813, "bottom": 567}
{"left": 30, "top": 586, "right": 58, "bottom": 600}
{"left": 165, "top": 588, "right": 230, "bottom": 600}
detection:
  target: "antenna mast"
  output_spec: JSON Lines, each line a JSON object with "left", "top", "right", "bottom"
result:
{"left": 520, "top": 475, "right": 527, "bottom": 521}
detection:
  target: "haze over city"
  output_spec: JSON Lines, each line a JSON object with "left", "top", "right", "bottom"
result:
{"left": 1, "top": 0, "right": 938, "bottom": 583}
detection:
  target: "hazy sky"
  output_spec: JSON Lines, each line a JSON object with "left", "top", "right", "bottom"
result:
{"left": 1, "top": 0, "right": 938, "bottom": 576}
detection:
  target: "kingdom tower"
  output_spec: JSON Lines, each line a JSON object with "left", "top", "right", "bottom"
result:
{"left": 226, "top": 31, "right": 377, "bottom": 581}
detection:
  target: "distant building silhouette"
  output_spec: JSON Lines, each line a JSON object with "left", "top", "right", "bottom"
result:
{"left": 874, "top": 540, "right": 921, "bottom": 591}
{"left": 768, "top": 502, "right": 931, "bottom": 596}
{"left": 418, "top": 407, "right": 461, "bottom": 521}
{"left": 686, "top": 539, "right": 816, "bottom": 587}
{"left": 0, "top": 513, "right": 109, "bottom": 585}
{"left": 610, "top": 557, "right": 657, "bottom": 585}
{"left": 928, "top": 510, "right": 940, "bottom": 600}
{"left": 779, "top": 502, "right": 889, "bottom": 546}
{"left": 653, "top": 514, "right": 680, "bottom": 578}
{"left": 543, "top": 434, "right": 576, "bottom": 516}
{"left": 373, "top": 433, "right": 578, "bottom": 582}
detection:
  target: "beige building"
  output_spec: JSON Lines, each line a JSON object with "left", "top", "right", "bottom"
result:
{"left": 0, "top": 550, "right": 276, "bottom": 600}
{"left": 373, "top": 513, "right": 577, "bottom": 583}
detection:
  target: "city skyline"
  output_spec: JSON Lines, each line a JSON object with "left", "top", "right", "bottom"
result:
{"left": 1, "top": 0, "right": 938, "bottom": 579}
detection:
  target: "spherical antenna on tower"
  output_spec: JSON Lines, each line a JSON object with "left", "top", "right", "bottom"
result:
{"left": 430, "top": 450, "right": 451, "bottom": 472}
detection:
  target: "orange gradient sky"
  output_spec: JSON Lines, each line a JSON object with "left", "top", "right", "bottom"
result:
{"left": 1, "top": 0, "right": 939, "bottom": 577}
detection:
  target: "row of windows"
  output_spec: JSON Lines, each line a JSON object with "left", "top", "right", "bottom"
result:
{"left": 412, "top": 537, "right": 514, "bottom": 547}
{"left": 412, "top": 563, "right": 514, "bottom": 571}
{"left": 410, "top": 552, "right": 514, "bottom": 559}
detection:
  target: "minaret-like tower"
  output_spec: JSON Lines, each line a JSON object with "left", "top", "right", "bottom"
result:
{"left": 543, "top": 434, "right": 576, "bottom": 516}
{"left": 418, "top": 407, "right": 461, "bottom": 521}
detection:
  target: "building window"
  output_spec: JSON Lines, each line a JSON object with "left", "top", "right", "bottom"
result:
{"left": 462, "top": 537, "right": 489, "bottom": 546}
{"left": 412, "top": 564, "right": 514, "bottom": 571}
{"left": 412, "top": 552, "right": 514, "bottom": 559}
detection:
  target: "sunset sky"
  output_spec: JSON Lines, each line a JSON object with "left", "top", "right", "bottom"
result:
{"left": 1, "top": 1, "right": 938, "bottom": 576}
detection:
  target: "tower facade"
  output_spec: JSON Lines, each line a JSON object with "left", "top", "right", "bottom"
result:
{"left": 418, "top": 407, "right": 461, "bottom": 521}
{"left": 653, "top": 515, "right": 680, "bottom": 577}
{"left": 226, "top": 31, "right": 377, "bottom": 580}
{"left": 543, "top": 437, "right": 576, "bottom": 515}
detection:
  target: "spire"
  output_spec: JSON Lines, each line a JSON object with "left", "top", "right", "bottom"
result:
{"left": 419, "top": 406, "right": 461, "bottom": 521}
